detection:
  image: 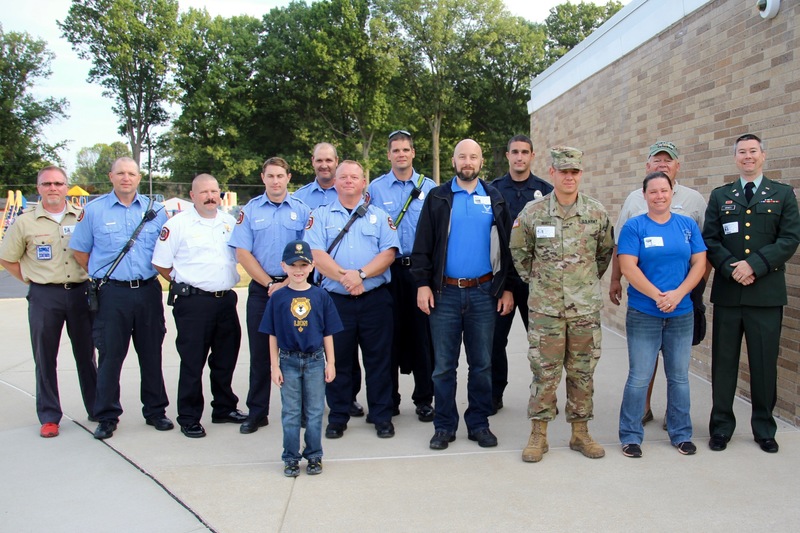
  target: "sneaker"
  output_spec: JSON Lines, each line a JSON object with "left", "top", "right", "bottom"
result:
{"left": 306, "top": 458, "right": 323, "bottom": 475}
{"left": 621, "top": 443, "right": 643, "bottom": 458}
{"left": 40, "top": 422, "right": 59, "bottom": 438}
{"left": 675, "top": 441, "right": 697, "bottom": 455}
{"left": 415, "top": 404, "right": 434, "bottom": 422}
{"left": 283, "top": 461, "right": 300, "bottom": 477}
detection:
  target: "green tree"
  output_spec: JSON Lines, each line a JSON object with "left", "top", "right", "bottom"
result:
{"left": 375, "top": 0, "right": 513, "bottom": 183}
{"left": 73, "top": 141, "right": 132, "bottom": 192}
{"left": 0, "top": 24, "right": 68, "bottom": 188}
{"left": 165, "top": 8, "right": 262, "bottom": 187}
{"left": 544, "top": 1, "right": 623, "bottom": 64}
{"left": 59, "top": 0, "right": 180, "bottom": 165}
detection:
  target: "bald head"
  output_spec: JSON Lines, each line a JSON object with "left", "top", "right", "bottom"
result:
{"left": 190, "top": 173, "right": 221, "bottom": 218}
{"left": 452, "top": 139, "right": 483, "bottom": 183}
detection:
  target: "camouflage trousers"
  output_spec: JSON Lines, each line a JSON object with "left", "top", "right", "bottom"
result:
{"left": 527, "top": 311, "right": 602, "bottom": 422}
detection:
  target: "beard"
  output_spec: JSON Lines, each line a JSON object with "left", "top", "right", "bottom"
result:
{"left": 455, "top": 165, "right": 481, "bottom": 182}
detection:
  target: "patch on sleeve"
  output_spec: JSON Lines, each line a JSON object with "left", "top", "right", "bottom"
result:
{"left": 512, "top": 217, "right": 520, "bottom": 228}
{"left": 236, "top": 211, "right": 245, "bottom": 224}
{"left": 77, "top": 210, "right": 85, "bottom": 222}
{"left": 388, "top": 216, "right": 397, "bottom": 231}
{"left": 305, "top": 215, "right": 314, "bottom": 230}
{"left": 159, "top": 227, "right": 170, "bottom": 241}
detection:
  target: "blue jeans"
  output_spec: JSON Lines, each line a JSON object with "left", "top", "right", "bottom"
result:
{"left": 619, "top": 308, "right": 694, "bottom": 445}
{"left": 428, "top": 282, "right": 495, "bottom": 433}
{"left": 279, "top": 349, "right": 325, "bottom": 463}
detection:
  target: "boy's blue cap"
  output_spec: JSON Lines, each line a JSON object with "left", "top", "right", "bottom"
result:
{"left": 282, "top": 240, "right": 313, "bottom": 264}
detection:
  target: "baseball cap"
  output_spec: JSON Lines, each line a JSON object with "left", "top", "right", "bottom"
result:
{"left": 282, "top": 240, "right": 313, "bottom": 265}
{"left": 550, "top": 146, "right": 583, "bottom": 170}
{"left": 649, "top": 141, "right": 679, "bottom": 159}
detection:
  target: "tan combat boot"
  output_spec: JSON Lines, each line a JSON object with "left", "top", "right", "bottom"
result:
{"left": 522, "top": 420, "right": 548, "bottom": 462}
{"left": 569, "top": 421, "right": 605, "bottom": 458}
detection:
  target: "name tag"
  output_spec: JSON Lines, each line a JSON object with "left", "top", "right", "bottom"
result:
{"left": 723, "top": 221, "right": 739, "bottom": 235}
{"left": 36, "top": 244, "right": 53, "bottom": 260}
{"left": 536, "top": 226, "right": 556, "bottom": 238}
{"left": 62, "top": 225, "right": 75, "bottom": 236}
{"left": 473, "top": 195, "right": 490, "bottom": 205}
{"left": 644, "top": 236, "right": 664, "bottom": 248}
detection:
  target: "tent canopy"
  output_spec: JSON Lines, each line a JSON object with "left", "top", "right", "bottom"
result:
{"left": 67, "top": 185, "right": 90, "bottom": 196}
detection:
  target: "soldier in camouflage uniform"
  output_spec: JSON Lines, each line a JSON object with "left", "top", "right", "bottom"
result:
{"left": 509, "top": 146, "right": 614, "bottom": 462}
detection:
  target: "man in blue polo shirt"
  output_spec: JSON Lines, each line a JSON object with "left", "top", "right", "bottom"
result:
{"left": 368, "top": 130, "right": 437, "bottom": 422}
{"left": 70, "top": 157, "right": 171, "bottom": 440}
{"left": 412, "top": 139, "right": 516, "bottom": 450}
{"left": 229, "top": 157, "right": 311, "bottom": 434}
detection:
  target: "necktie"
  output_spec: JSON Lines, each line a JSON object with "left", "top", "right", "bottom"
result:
{"left": 744, "top": 182, "right": 755, "bottom": 203}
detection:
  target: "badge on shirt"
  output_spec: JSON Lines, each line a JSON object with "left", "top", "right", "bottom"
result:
{"left": 236, "top": 211, "right": 245, "bottom": 224}
{"left": 369, "top": 214, "right": 377, "bottom": 224}
{"left": 159, "top": 227, "right": 170, "bottom": 241}
{"left": 62, "top": 225, "right": 75, "bottom": 236}
{"left": 536, "top": 226, "right": 555, "bottom": 238}
{"left": 644, "top": 236, "right": 664, "bottom": 248}
{"left": 723, "top": 222, "right": 739, "bottom": 235}
{"left": 534, "top": 190, "right": 542, "bottom": 199}
{"left": 473, "top": 195, "right": 490, "bottom": 205}
{"left": 290, "top": 211, "right": 298, "bottom": 221}
{"left": 36, "top": 244, "right": 53, "bottom": 260}
{"left": 305, "top": 215, "right": 314, "bottom": 230}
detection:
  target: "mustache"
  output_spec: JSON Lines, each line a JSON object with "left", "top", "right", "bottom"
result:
{"left": 204, "top": 199, "right": 217, "bottom": 205}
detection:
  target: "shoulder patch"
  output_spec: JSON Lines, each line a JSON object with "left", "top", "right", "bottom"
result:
{"left": 388, "top": 216, "right": 397, "bottom": 231}
{"left": 77, "top": 210, "right": 85, "bottom": 222}
{"left": 159, "top": 227, "right": 170, "bottom": 241}
{"left": 305, "top": 215, "right": 314, "bottom": 230}
{"left": 236, "top": 211, "right": 245, "bottom": 224}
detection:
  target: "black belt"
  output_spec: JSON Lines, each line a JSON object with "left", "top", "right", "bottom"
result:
{"left": 394, "top": 257, "right": 412, "bottom": 267}
{"left": 443, "top": 272, "right": 493, "bottom": 288}
{"left": 107, "top": 277, "right": 158, "bottom": 288}
{"left": 33, "top": 281, "right": 88, "bottom": 290}
{"left": 270, "top": 276, "right": 287, "bottom": 283}
{"left": 189, "top": 287, "right": 231, "bottom": 298}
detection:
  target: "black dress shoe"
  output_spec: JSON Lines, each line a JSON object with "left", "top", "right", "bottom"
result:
{"left": 349, "top": 401, "right": 364, "bottom": 417}
{"left": 375, "top": 421, "right": 395, "bottom": 438}
{"left": 146, "top": 416, "right": 174, "bottom": 431}
{"left": 755, "top": 437, "right": 779, "bottom": 453}
{"left": 430, "top": 430, "right": 456, "bottom": 450}
{"left": 93, "top": 421, "right": 117, "bottom": 440}
{"left": 325, "top": 423, "right": 347, "bottom": 439}
{"left": 415, "top": 404, "right": 435, "bottom": 422}
{"left": 468, "top": 428, "right": 498, "bottom": 448}
{"left": 211, "top": 409, "right": 248, "bottom": 424}
{"left": 708, "top": 434, "right": 730, "bottom": 451}
{"left": 239, "top": 416, "right": 269, "bottom": 434}
{"left": 181, "top": 422, "right": 206, "bottom": 438}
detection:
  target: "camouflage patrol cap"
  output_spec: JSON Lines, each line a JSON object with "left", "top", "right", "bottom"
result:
{"left": 648, "top": 141, "right": 679, "bottom": 159}
{"left": 550, "top": 146, "right": 583, "bottom": 170}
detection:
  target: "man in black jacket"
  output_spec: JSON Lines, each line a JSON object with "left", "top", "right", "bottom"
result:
{"left": 411, "top": 138, "right": 515, "bottom": 450}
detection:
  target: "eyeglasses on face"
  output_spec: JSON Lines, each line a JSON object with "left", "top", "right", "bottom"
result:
{"left": 38, "top": 182, "right": 67, "bottom": 188}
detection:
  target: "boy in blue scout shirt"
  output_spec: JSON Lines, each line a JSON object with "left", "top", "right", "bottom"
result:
{"left": 260, "top": 240, "right": 342, "bottom": 477}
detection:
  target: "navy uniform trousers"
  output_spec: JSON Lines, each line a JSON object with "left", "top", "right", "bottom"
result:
{"left": 93, "top": 280, "right": 168, "bottom": 423}
{"left": 173, "top": 290, "right": 241, "bottom": 426}
{"left": 327, "top": 286, "right": 394, "bottom": 425}
{"left": 28, "top": 282, "right": 97, "bottom": 424}
{"left": 244, "top": 280, "right": 272, "bottom": 423}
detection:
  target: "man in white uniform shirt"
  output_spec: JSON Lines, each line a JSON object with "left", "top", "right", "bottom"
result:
{"left": 152, "top": 173, "right": 246, "bottom": 438}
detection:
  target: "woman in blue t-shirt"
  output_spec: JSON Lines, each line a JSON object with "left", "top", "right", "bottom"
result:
{"left": 617, "top": 171, "right": 707, "bottom": 458}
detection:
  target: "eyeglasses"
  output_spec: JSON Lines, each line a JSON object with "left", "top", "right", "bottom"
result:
{"left": 388, "top": 130, "right": 411, "bottom": 139}
{"left": 38, "top": 182, "right": 67, "bottom": 188}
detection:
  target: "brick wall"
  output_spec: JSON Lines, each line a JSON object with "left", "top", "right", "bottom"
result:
{"left": 529, "top": 0, "right": 800, "bottom": 426}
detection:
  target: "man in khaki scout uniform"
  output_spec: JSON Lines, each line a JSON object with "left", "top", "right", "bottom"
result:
{"left": 510, "top": 147, "right": 613, "bottom": 462}
{"left": 0, "top": 166, "right": 97, "bottom": 438}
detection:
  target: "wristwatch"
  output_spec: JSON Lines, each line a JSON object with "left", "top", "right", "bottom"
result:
{"left": 357, "top": 269, "right": 367, "bottom": 280}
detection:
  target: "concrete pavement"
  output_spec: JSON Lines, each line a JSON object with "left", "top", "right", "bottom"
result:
{"left": 1, "top": 286, "right": 799, "bottom": 532}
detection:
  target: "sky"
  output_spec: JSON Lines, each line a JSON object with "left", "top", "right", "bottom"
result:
{"left": 2, "top": 0, "right": 630, "bottom": 173}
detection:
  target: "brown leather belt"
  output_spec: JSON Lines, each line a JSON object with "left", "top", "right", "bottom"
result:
{"left": 443, "top": 272, "right": 493, "bottom": 288}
